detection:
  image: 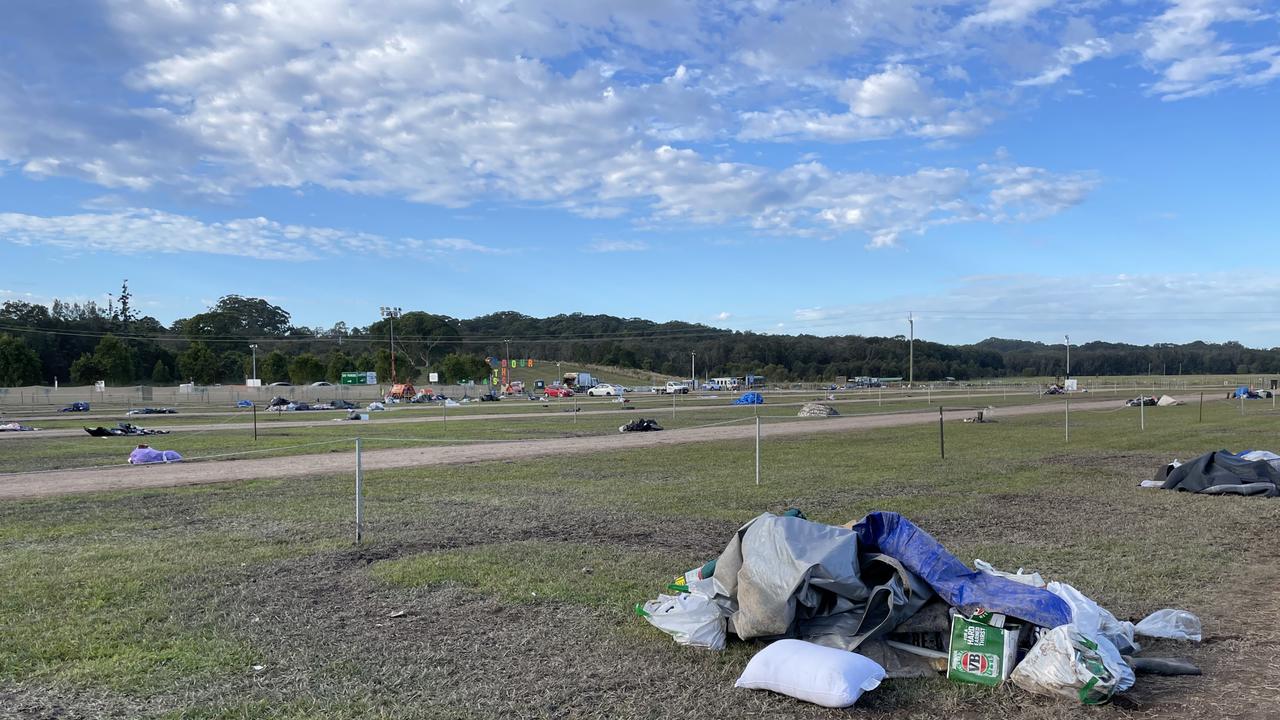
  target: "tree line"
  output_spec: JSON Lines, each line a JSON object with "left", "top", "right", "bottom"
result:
{"left": 2, "top": 293, "right": 1279, "bottom": 387}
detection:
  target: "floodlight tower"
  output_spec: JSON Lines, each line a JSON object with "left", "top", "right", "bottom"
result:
{"left": 1065, "top": 334, "right": 1071, "bottom": 377}
{"left": 249, "top": 344, "right": 259, "bottom": 382}
{"left": 380, "top": 306, "right": 402, "bottom": 382}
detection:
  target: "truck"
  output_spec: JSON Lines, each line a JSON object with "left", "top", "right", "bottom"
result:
{"left": 660, "top": 381, "right": 690, "bottom": 394}
{"left": 563, "top": 371, "right": 597, "bottom": 390}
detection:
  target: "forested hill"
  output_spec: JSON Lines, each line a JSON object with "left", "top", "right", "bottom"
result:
{"left": 1, "top": 296, "right": 1277, "bottom": 386}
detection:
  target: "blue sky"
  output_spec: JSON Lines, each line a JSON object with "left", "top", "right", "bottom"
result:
{"left": 2, "top": 0, "right": 1278, "bottom": 345}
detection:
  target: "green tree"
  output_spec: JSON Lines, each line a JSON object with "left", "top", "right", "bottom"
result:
{"left": 367, "top": 311, "right": 460, "bottom": 370}
{"left": 92, "top": 334, "right": 136, "bottom": 385}
{"left": 260, "top": 350, "right": 289, "bottom": 383}
{"left": 220, "top": 351, "right": 247, "bottom": 382}
{"left": 324, "top": 350, "right": 354, "bottom": 382}
{"left": 438, "top": 353, "right": 491, "bottom": 384}
{"left": 69, "top": 353, "right": 105, "bottom": 385}
{"left": 0, "top": 334, "right": 42, "bottom": 386}
{"left": 152, "top": 359, "right": 173, "bottom": 384}
{"left": 178, "top": 342, "right": 221, "bottom": 384}
{"left": 374, "top": 349, "right": 416, "bottom": 383}
{"left": 288, "top": 353, "right": 326, "bottom": 384}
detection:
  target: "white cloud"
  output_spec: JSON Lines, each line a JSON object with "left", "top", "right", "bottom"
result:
{"left": 962, "top": 0, "right": 1057, "bottom": 28}
{"left": 1017, "top": 38, "right": 1112, "bottom": 86}
{"left": 843, "top": 66, "right": 938, "bottom": 118}
{"left": 587, "top": 239, "right": 650, "bottom": 253}
{"left": 715, "top": 311, "right": 732, "bottom": 321}
{"left": 1142, "top": 0, "right": 1280, "bottom": 99}
{"left": 0, "top": 208, "right": 498, "bottom": 261}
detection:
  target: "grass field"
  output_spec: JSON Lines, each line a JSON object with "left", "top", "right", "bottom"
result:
{"left": 2, "top": 397, "right": 1278, "bottom": 718}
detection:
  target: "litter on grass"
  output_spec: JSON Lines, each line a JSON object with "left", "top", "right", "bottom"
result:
{"left": 128, "top": 445, "right": 183, "bottom": 464}
{"left": 797, "top": 403, "right": 838, "bottom": 417}
{"left": 638, "top": 510, "right": 1202, "bottom": 708}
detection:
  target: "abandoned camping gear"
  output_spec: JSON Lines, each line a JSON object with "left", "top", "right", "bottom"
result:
{"left": 59, "top": 402, "right": 90, "bottom": 412}
{"left": 640, "top": 510, "right": 1199, "bottom": 707}
{"left": 126, "top": 407, "right": 178, "bottom": 415}
{"left": 84, "top": 423, "right": 170, "bottom": 437}
{"left": 1156, "top": 395, "right": 1183, "bottom": 407}
{"left": 0, "top": 422, "right": 39, "bottom": 431}
{"left": 733, "top": 391, "right": 764, "bottom": 405}
{"left": 619, "top": 418, "right": 663, "bottom": 432}
{"left": 1125, "top": 396, "right": 1157, "bottom": 407}
{"left": 797, "top": 402, "right": 838, "bottom": 417}
{"left": 128, "top": 445, "right": 182, "bottom": 464}
{"left": 1153, "top": 450, "right": 1280, "bottom": 497}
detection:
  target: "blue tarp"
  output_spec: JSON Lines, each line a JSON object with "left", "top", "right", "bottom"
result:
{"left": 851, "top": 511, "right": 1073, "bottom": 629}
{"left": 733, "top": 391, "right": 764, "bottom": 405}
{"left": 237, "top": 400, "right": 254, "bottom": 407}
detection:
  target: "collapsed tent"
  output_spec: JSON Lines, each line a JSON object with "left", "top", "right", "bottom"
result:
{"left": 84, "top": 423, "right": 170, "bottom": 437}
{"left": 1231, "top": 386, "right": 1272, "bottom": 399}
{"left": 126, "top": 407, "right": 177, "bottom": 415}
{"left": 620, "top": 418, "right": 663, "bottom": 432}
{"left": 0, "top": 422, "right": 39, "bottom": 432}
{"left": 59, "top": 402, "right": 90, "bottom": 412}
{"left": 236, "top": 400, "right": 254, "bottom": 408}
{"left": 733, "top": 392, "right": 764, "bottom": 405}
{"left": 128, "top": 446, "right": 182, "bottom": 464}
{"left": 1125, "top": 396, "right": 1157, "bottom": 407}
{"left": 798, "top": 403, "right": 839, "bottom": 417}
{"left": 1156, "top": 395, "right": 1183, "bottom": 407}
{"left": 1155, "top": 450, "right": 1280, "bottom": 497}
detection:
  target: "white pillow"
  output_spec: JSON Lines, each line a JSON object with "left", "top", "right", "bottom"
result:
{"left": 734, "top": 639, "right": 885, "bottom": 708}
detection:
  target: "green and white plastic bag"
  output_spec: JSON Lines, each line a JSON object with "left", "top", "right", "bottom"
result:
{"left": 1010, "top": 624, "right": 1129, "bottom": 704}
{"left": 636, "top": 593, "right": 726, "bottom": 650}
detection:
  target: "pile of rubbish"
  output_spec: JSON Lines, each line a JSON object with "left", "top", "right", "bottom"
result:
{"left": 638, "top": 510, "right": 1200, "bottom": 708}
{"left": 1147, "top": 450, "right": 1280, "bottom": 497}
{"left": 797, "top": 403, "right": 839, "bottom": 417}
{"left": 1125, "top": 396, "right": 1157, "bottom": 407}
{"left": 128, "top": 444, "right": 182, "bottom": 464}
{"left": 963, "top": 407, "right": 996, "bottom": 423}
{"left": 1043, "top": 385, "right": 1064, "bottom": 395}
{"left": 59, "top": 402, "right": 90, "bottom": 412}
{"left": 619, "top": 418, "right": 663, "bottom": 433}
{"left": 1231, "top": 386, "right": 1272, "bottom": 399}
{"left": 126, "top": 407, "right": 177, "bottom": 415}
{"left": 84, "top": 423, "right": 170, "bottom": 437}
{"left": 733, "top": 392, "right": 765, "bottom": 405}
{"left": 0, "top": 422, "right": 39, "bottom": 432}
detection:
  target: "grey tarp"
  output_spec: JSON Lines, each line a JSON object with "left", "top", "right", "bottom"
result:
{"left": 710, "top": 513, "right": 933, "bottom": 650}
{"left": 1159, "top": 450, "right": 1280, "bottom": 497}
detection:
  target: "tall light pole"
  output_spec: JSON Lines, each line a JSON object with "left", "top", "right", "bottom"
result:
{"left": 380, "top": 306, "right": 401, "bottom": 383}
{"left": 504, "top": 339, "right": 511, "bottom": 390}
{"left": 249, "top": 344, "right": 258, "bottom": 382}
{"left": 1065, "top": 334, "right": 1071, "bottom": 377}
{"left": 908, "top": 312, "right": 914, "bottom": 386}
{"left": 691, "top": 351, "right": 696, "bottom": 389}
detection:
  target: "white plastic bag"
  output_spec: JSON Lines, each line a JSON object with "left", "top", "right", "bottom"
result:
{"left": 1046, "top": 581, "right": 1137, "bottom": 653}
{"left": 637, "top": 593, "right": 726, "bottom": 650}
{"left": 974, "top": 559, "right": 1046, "bottom": 587}
{"left": 1010, "top": 625, "right": 1128, "bottom": 704}
{"left": 735, "top": 639, "right": 885, "bottom": 708}
{"left": 1135, "top": 609, "right": 1202, "bottom": 642}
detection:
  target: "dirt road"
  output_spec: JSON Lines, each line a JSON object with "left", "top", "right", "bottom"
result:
{"left": 0, "top": 397, "right": 1140, "bottom": 500}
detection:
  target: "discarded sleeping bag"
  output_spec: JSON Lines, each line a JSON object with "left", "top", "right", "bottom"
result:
{"left": 59, "top": 402, "right": 90, "bottom": 412}
{"left": 734, "top": 392, "right": 764, "bottom": 405}
{"left": 708, "top": 512, "right": 1071, "bottom": 653}
{"left": 1156, "top": 450, "right": 1280, "bottom": 497}
{"left": 620, "top": 418, "right": 663, "bottom": 432}
{"left": 128, "top": 446, "right": 182, "bottom": 464}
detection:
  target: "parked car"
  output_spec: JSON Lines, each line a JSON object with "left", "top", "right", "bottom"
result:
{"left": 545, "top": 386, "right": 574, "bottom": 398}
{"left": 310, "top": 381, "right": 333, "bottom": 387}
{"left": 587, "top": 383, "right": 623, "bottom": 397}
{"left": 631, "top": 386, "right": 655, "bottom": 394}
{"left": 268, "top": 381, "right": 292, "bottom": 387}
